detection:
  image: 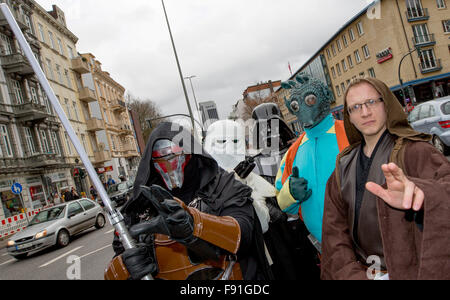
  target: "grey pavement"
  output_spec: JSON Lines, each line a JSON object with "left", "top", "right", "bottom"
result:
{"left": 0, "top": 238, "right": 7, "bottom": 250}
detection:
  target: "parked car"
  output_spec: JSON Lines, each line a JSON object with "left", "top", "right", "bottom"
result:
{"left": 107, "top": 181, "right": 133, "bottom": 207}
{"left": 6, "top": 198, "right": 106, "bottom": 259}
{"left": 407, "top": 97, "right": 450, "bottom": 155}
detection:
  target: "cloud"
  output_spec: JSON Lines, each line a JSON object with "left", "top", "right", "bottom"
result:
{"left": 36, "top": 0, "right": 369, "bottom": 121}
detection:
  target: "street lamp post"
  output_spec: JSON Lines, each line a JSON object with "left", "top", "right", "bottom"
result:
{"left": 161, "top": 0, "right": 197, "bottom": 135}
{"left": 398, "top": 45, "right": 422, "bottom": 107}
{"left": 184, "top": 75, "right": 203, "bottom": 123}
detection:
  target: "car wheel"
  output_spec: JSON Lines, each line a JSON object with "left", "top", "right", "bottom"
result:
{"left": 57, "top": 230, "right": 70, "bottom": 247}
{"left": 95, "top": 214, "right": 106, "bottom": 229}
{"left": 13, "top": 253, "right": 28, "bottom": 260}
{"left": 433, "top": 136, "right": 449, "bottom": 155}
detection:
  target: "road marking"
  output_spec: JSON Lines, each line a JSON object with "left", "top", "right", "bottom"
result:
{"left": 0, "top": 259, "right": 15, "bottom": 266}
{"left": 79, "top": 244, "right": 111, "bottom": 259}
{"left": 2, "top": 253, "right": 9, "bottom": 257}
{"left": 39, "top": 246, "right": 83, "bottom": 268}
{"left": 105, "top": 229, "right": 114, "bottom": 235}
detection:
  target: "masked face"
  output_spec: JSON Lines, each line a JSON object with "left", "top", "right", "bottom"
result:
{"left": 152, "top": 139, "right": 191, "bottom": 190}
{"left": 204, "top": 120, "right": 246, "bottom": 170}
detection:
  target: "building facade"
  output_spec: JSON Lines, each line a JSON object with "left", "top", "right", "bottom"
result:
{"left": 276, "top": 0, "right": 450, "bottom": 126}
{"left": 199, "top": 100, "right": 219, "bottom": 127}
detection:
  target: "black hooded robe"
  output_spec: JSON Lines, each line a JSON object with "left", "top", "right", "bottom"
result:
{"left": 115, "top": 122, "right": 273, "bottom": 280}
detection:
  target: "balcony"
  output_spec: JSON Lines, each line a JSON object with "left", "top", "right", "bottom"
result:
{"left": 118, "top": 127, "right": 133, "bottom": 136}
{"left": 86, "top": 118, "right": 104, "bottom": 132}
{"left": 13, "top": 102, "right": 48, "bottom": 123}
{"left": 78, "top": 87, "right": 97, "bottom": 103}
{"left": 93, "top": 150, "right": 111, "bottom": 164}
{"left": 412, "top": 33, "right": 436, "bottom": 47}
{"left": 419, "top": 59, "right": 442, "bottom": 74}
{"left": 111, "top": 99, "right": 127, "bottom": 112}
{"left": 0, "top": 154, "right": 66, "bottom": 172}
{"left": 0, "top": 12, "right": 29, "bottom": 31}
{"left": 0, "top": 53, "right": 34, "bottom": 76}
{"left": 406, "top": 8, "right": 429, "bottom": 22}
{"left": 71, "top": 57, "right": 90, "bottom": 74}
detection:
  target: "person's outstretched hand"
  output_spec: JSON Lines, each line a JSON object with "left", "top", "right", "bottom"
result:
{"left": 366, "top": 163, "right": 424, "bottom": 211}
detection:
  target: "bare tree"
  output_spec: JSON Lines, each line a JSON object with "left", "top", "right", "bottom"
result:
{"left": 241, "top": 94, "right": 278, "bottom": 120}
{"left": 126, "top": 92, "right": 165, "bottom": 143}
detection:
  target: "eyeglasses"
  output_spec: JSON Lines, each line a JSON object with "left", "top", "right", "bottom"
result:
{"left": 347, "top": 98, "right": 383, "bottom": 114}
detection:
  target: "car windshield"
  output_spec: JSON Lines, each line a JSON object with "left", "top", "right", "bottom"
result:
{"left": 441, "top": 101, "right": 450, "bottom": 115}
{"left": 28, "top": 206, "right": 66, "bottom": 226}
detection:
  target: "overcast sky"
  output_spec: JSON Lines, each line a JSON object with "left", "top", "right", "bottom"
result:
{"left": 36, "top": 0, "right": 370, "bottom": 124}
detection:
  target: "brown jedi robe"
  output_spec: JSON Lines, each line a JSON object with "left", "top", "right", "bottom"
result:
{"left": 321, "top": 78, "right": 450, "bottom": 280}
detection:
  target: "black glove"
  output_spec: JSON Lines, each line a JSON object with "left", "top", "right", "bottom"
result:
{"left": 234, "top": 157, "right": 256, "bottom": 179}
{"left": 265, "top": 197, "right": 286, "bottom": 224}
{"left": 289, "top": 167, "right": 312, "bottom": 204}
{"left": 122, "top": 245, "right": 158, "bottom": 280}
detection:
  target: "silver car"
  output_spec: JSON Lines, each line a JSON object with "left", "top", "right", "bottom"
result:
{"left": 408, "top": 97, "right": 450, "bottom": 155}
{"left": 6, "top": 198, "right": 106, "bottom": 259}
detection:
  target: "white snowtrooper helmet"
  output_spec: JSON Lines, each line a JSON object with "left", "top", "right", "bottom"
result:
{"left": 204, "top": 120, "right": 246, "bottom": 170}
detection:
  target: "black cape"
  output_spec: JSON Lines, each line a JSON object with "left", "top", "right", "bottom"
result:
{"left": 121, "top": 122, "right": 273, "bottom": 280}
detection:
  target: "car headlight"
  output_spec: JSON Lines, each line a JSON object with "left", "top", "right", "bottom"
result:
{"left": 7, "top": 240, "right": 15, "bottom": 247}
{"left": 35, "top": 230, "right": 48, "bottom": 239}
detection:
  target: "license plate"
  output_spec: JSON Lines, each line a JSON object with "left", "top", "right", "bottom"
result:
{"left": 16, "top": 243, "right": 32, "bottom": 250}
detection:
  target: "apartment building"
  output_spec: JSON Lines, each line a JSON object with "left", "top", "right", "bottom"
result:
{"left": 0, "top": 0, "right": 75, "bottom": 219}
{"left": 81, "top": 53, "right": 140, "bottom": 183}
{"left": 276, "top": 0, "right": 450, "bottom": 125}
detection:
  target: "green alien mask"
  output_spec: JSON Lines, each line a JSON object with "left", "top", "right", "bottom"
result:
{"left": 282, "top": 73, "right": 333, "bottom": 129}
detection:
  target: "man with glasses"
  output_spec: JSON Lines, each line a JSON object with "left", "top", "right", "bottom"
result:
{"left": 321, "top": 78, "right": 450, "bottom": 280}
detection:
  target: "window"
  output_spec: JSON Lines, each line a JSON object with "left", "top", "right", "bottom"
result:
{"left": 40, "top": 130, "right": 50, "bottom": 154}
{"left": 57, "top": 38, "right": 64, "bottom": 56}
{"left": 413, "top": 23, "right": 431, "bottom": 44}
{"left": 341, "top": 59, "right": 347, "bottom": 72}
{"left": 331, "top": 44, "right": 336, "bottom": 56}
{"left": 419, "top": 48, "right": 438, "bottom": 70}
{"left": 362, "top": 45, "right": 370, "bottom": 59}
{"left": 336, "top": 63, "right": 342, "bottom": 75}
{"left": 347, "top": 55, "right": 354, "bottom": 68}
{"left": 80, "top": 199, "right": 95, "bottom": 211}
{"left": 56, "top": 64, "right": 63, "bottom": 84}
{"left": 64, "top": 132, "right": 72, "bottom": 155}
{"left": 46, "top": 59, "right": 54, "bottom": 80}
{"left": 51, "top": 131, "right": 61, "bottom": 155}
{"left": 368, "top": 68, "right": 376, "bottom": 78}
{"left": 419, "top": 104, "right": 432, "bottom": 120}
{"left": 38, "top": 23, "right": 45, "bottom": 42}
{"left": 357, "top": 22, "right": 364, "bottom": 36}
{"left": 341, "top": 83, "right": 346, "bottom": 94}
{"left": 64, "top": 69, "right": 72, "bottom": 88}
{"left": 81, "top": 134, "right": 87, "bottom": 151}
{"left": 0, "top": 33, "right": 13, "bottom": 55}
{"left": 68, "top": 202, "right": 84, "bottom": 216}
{"left": 12, "top": 80, "right": 24, "bottom": 104}
{"left": 437, "top": 0, "right": 446, "bottom": 8}
{"left": 23, "top": 14, "right": 34, "bottom": 35}
{"left": 0, "top": 124, "right": 13, "bottom": 157}
{"left": 43, "top": 93, "right": 52, "bottom": 114}
{"left": 336, "top": 39, "right": 342, "bottom": 52}
{"left": 442, "top": 20, "right": 450, "bottom": 33}
{"left": 103, "top": 109, "right": 109, "bottom": 123}
{"left": 48, "top": 31, "right": 55, "bottom": 49}
{"left": 326, "top": 48, "right": 332, "bottom": 60}
{"left": 342, "top": 34, "right": 348, "bottom": 47}
{"left": 25, "top": 127, "right": 37, "bottom": 154}
{"left": 30, "top": 86, "right": 38, "bottom": 104}
{"left": 331, "top": 66, "right": 336, "bottom": 78}
{"left": 64, "top": 98, "right": 72, "bottom": 119}
{"left": 354, "top": 50, "right": 362, "bottom": 63}
{"left": 359, "top": 72, "right": 365, "bottom": 78}
{"left": 349, "top": 28, "right": 355, "bottom": 41}
{"left": 335, "top": 85, "right": 341, "bottom": 97}
{"left": 67, "top": 46, "right": 75, "bottom": 59}
{"left": 406, "top": 0, "right": 425, "bottom": 18}
{"left": 72, "top": 101, "right": 79, "bottom": 121}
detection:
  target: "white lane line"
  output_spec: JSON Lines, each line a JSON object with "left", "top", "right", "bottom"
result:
{"left": 0, "top": 259, "right": 15, "bottom": 266}
{"left": 39, "top": 246, "right": 83, "bottom": 268}
{"left": 2, "top": 253, "right": 9, "bottom": 257}
{"left": 105, "top": 229, "right": 114, "bottom": 235}
{"left": 79, "top": 244, "right": 111, "bottom": 259}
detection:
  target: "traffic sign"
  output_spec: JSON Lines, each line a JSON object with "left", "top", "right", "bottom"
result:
{"left": 11, "top": 182, "right": 23, "bottom": 195}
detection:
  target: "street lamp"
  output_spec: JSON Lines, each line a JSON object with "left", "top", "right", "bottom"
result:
{"left": 161, "top": 0, "right": 197, "bottom": 136}
{"left": 398, "top": 45, "right": 422, "bottom": 106}
{"left": 184, "top": 75, "right": 203, "bottom": 123}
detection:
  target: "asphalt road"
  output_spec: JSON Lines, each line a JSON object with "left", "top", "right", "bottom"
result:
{"left": 0, "top": 220, "right": 115, "bottom": 280}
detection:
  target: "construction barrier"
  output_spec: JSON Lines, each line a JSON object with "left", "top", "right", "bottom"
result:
{"left": 0, "top": 205, "right": 53, "bottom": 239}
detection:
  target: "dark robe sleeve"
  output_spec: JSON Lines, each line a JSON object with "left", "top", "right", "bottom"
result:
{"left": 321, "top": 170, "right": 368, "bottom": 280}
{"left": 403, "top": 142, "right": 450, "bottom": 279}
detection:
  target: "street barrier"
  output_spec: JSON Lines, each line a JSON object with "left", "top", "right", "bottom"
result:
{"left": 0, "top": 205, "right": 53, "bottom": 239}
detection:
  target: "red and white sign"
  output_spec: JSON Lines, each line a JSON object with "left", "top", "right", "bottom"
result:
{"left": 376, "top": 47, "right": 393, "bottom": 64}
{"left": 0, "top": 205, "right": 54, "bottom": 239}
